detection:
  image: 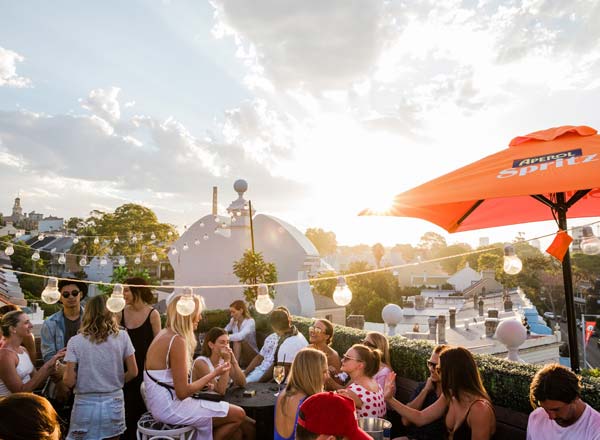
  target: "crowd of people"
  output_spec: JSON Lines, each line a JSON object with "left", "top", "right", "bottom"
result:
{"left": 2, "top": 282, "right": 600, "bottom": 440}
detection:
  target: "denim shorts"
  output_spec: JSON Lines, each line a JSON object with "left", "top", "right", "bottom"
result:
{"left": 67, "top": 390, "right": 125, "bottom": 440}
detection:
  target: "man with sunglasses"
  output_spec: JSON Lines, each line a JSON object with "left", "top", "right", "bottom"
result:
{"left": 397, "top": 344, "right": 446, "bottom": 440}
{"left": 41, "top": 279, "right": 87, "bottom": 407}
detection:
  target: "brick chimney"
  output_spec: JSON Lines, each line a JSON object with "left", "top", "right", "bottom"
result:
{"left": 478, "top": 298, "right": 484, "bottom": 317}
{"left": 488, "top": 308, "right": 499, "bottom": 319}
{"left": 428, "top": 316, "right": 437, "bottom": 340}
{"left": 437, "top": 315, "right": 447, "bottom": 343}
{"left": 485, "top": 318, "right": 499, "bottom": 337}
{"left": 449, "top": 307, "right": 456, "bottom": 329}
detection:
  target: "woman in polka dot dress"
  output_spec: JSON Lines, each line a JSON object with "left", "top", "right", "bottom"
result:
{"left": 337, "top": 344, "right": 386, "bottom": 418}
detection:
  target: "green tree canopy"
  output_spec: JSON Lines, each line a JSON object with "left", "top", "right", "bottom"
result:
{"left": 435, "top": 243, "right": 472, "bottom": 274}
{"left": 69, "top": 203, "right": 178, "bottom": 271}
{"left": 232, "top": 250, "right": 278, "bottom": 304}
{"left": 305, "top": 228, "right": 337, "bottom": 256}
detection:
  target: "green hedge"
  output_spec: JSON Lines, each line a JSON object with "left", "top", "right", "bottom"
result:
{"left": 197, "top": 310, "right": 600, "bottom": 413}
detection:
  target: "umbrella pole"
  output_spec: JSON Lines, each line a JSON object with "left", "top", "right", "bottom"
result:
{"left": 556, "top": 193, "right": 580, "bottom": 372}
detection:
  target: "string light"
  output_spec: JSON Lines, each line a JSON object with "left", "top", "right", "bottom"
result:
{"left": 41, "top": 277, "right": 60, "bottom": 304}
{"left": 37, "top": 233, "right": 45, "bottom": 241}
{"left": 114, "top": 237, "right": 120, "bottom": 244}
{"left": 581, "top": 226, "right": 600, "bottom": 255}
{"left": 73, "top": 237, "right": 79, "bottom": 244}
{"left": 106, "top": 283, "right": 126, "bottom": 313}
{"left": 167, "top": 231, "right": 173, "bottom": 237}
{"left": 221, "top": 222, "right": 227, "bottom": 228}
{"left": 58, "top": 254, "right": 66, "bottom": 264}
{"left": 31, "top": 251, "right": 40, "bottom": 261}
{"left": 93, "top": 237, "right": 100, "bottom": 245}
{"left": 131, "top": 235, "right": 138, "bottom": 244}
{"left": 182, "top": 242, "right": 189, "bottom": 251}
{"left": 333, "top": 276, "right": 352, "bottom": 306}
{"left": 503, "top": 244, "right": 523, "bottom": 275}
{"left": 118, "top": 256, "right": 126, "bottom": 266}
{"left": 199, "top": 222, "right": 205, "bottom": 228}
{"left": 151, "top": 252, "right": 158, "bottom": 262}
{"left": 170, "top": 248, "right": 178, "bottom": 255}
{"left": 203, "top": 233, "right": 209, "bottom": 241}
{"left": 79, "top": 256, "right": 87, "bottom": 266}
{"left": 150, "top": 232, "right": 157, "bottom": 240}
{"left": 176, "top": 287, "right": 196, "bottom": 316}
{"left": 194, "top": 238, "right": 200, "bottom": 246}
{"left": 100, "top": 256, "right": 108, "bottom": 266}
{"left": 4, "top": 245, "right": 14, "bottom": 256}
{"left": 255, "top": 283, "right": 274, "bottom": 314}
{"left": 134, "top": 256, "right": 141, "bottom": 265}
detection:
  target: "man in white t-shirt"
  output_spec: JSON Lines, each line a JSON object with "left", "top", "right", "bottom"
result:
{"left": 527, "top": 363, "right": 600, "bottom": 440}
{"left": 269, "top": 307, "right": 308, "bottom": 376}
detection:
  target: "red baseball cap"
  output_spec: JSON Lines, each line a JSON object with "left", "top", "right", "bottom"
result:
{"left": 298, "top": 392, "right": 372, "bottom": 440}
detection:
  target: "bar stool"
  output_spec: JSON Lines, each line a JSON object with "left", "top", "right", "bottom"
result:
{"left": 136, "top": 412, "right": 194, "bottom": 440}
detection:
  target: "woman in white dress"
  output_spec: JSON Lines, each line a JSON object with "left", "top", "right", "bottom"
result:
{"left": 144, "top": 295, "right": 247, "bottom": 440}
{"left": 0, "top": 310, "right": 64, "bottom": 397}
{"left": 192, "top": 327, "right": 246, "bottom": 392}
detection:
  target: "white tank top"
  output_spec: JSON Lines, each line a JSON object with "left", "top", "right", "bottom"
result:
{"left": 0, "top": 348, "right": 35, "bottom": 396}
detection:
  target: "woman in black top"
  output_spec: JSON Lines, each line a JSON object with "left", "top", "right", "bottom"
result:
{"left": 117, "top": 277, "right": 161, "bottom": 440}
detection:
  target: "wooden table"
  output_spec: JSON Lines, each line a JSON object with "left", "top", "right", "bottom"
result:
{"left": 225, "top": 382, "right": 279, "bottom": 440}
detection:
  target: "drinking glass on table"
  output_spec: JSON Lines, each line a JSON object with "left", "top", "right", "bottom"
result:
{"left": 273, "top": 364, "right": 285, "bottom": 396}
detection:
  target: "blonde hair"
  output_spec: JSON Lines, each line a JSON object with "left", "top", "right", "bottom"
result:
{"left": 366, "top": 331, "right": 391, "bottom": 366}
{"left": 166, "top": 295, "right": 202, "bottom": 368}
{"left": 282, "top": 348, "right": 327, "bottom": 416}
{"left": 80, "top": 296, "right": 119, "bottom": 343}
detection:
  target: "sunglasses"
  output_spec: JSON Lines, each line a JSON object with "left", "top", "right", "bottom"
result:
{"left": 309, "top": 326, "right": 324, "bottom": 334}
{"left": 342, "top": 354, "right": 364, "bottom": 363}
{"left": 61, "top": 290, "right": 80, "bottom": 298}
{"left": 427, "top": 361, "right": 438, "bottom": 369}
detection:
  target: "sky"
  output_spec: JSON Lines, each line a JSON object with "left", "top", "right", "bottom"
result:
{"left": 1, "top": 0, "right": 600, "bottom": 250}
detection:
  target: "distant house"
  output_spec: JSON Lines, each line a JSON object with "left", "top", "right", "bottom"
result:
{"left": 447, "top": 263, "right": 481, "bottom": 292}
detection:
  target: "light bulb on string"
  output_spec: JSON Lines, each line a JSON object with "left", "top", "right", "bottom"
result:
{"left": 79, "top": 256, "right": 87, "bottom": 266}
{"left": 221, "top": 222, "right": 227, "bottom": 228}
{"left": 151, "top": 252, "right": 158, "bottom": 262}
{"left": 581, "top": 226, "right": 600, "bottom": 255}
{"left": 255, "top": 283, "right": 274, "bottom": 314}
{"left": 236, "top": 211, "right": 242, "bottom": 217}
{"left": 134, "top": 256, "right": 141, "bottom": 265}
{"left": 31, "top": 251, "right": 40, "bottom": 261}
{"left": 73, "top": 237, "right": 79, "bottom": 244}
{"left": 37, "top": 233, "right": 45, "bottom": 241}
{"left": 58, "top": 254, "right": 66, "bottom": 265}
{"left": 118, "top": 256, "right": 126, "bottom": 266}
{"left": 199, "top": 222, "right": 205, "bottom": 228}
{"left": 182, "top": 242, "right": 189, "bottom": 251}
{"left": 41, "top": 277, "right": 61, "bottom": 304}
{"left": 170, "top": 247, "right": 178, "bottom": 255}
{"left": 203, "top": 233, "right": 209, "bottom": 241}
{"left": 213, "top": 216, "right": 219, "bottom": 222}
{"left": 333, "top": 276, "right": 352, "bottom": 306}
{"left": 503, "top": 244, "right": 523, "bottom": 275}
{"left": 114, "top": 237, "right": 120, "bottom": 244}
{"left": 167, "top": 231, "right": 173, "bottom": 237}
{"left": 106, "top": 283, "right": 126, "bottom": 313}
{"left": 15, "top": 230, "right": 23, "bottom": 238}
{"left": 4, "top": 245, "right": 14, "bottom": 256}
{"left": 176, "top": 287, "right": 196, "bottom": 316}
{"left": 100, "top": 256, "right": 108, "bottom": 266}
{"left": 150, "top": 232, "right": 156, "bottom": 240}
{"left": 93, "top": 237, "right": 100, "bottom": 245}
{"left": 131, "top": 235, "right": 138, "bottom": 244}
{"left": 231, "top": 217, "right": 237, "bottom": 223}
{"left": 194, "top": 238, "right": 200, "bottom": 246}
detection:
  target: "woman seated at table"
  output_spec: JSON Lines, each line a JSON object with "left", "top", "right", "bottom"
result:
{"left": 337, "top": 344, "right": 387, "bottom": 419}
{"left": 225, "top": 300, "right": 259, "bottom": 368}
{"left": 362, "top": 331, "right": 393, "bottom": 392}
{"left": 307, "top": 319, "right": 342, "bottom": 390}
{"left": 384, "top": 346, "right": 496, "bottom": 440}
{"left": 0, "top": 305, "right": 36, "bottom": 358}
{"left": 192, "top": 327, "right": 246, "bottom": 393}
{"left": 144, "top": 294, "right": 250, "bottom": 440}
{"left": 274, "top": 348, "right": 328, "bottom": 440}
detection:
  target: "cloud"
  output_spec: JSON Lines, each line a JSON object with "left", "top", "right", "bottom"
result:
{"left": 0, "top": 46, "right": 31, "bottom": 88}
{"left": 211, "top": 0, "right": 396, "bottom": 92}
{"left": 80, "top": 87, "right": 122, "bottom": 124}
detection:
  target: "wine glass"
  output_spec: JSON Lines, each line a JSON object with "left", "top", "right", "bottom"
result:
{"left": 273, "top": 365, "right": 285, "bottom": 396}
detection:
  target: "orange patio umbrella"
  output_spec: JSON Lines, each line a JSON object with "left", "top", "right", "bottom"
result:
{"left": 361, "top": 125, "right": 600, "bottom": 371}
